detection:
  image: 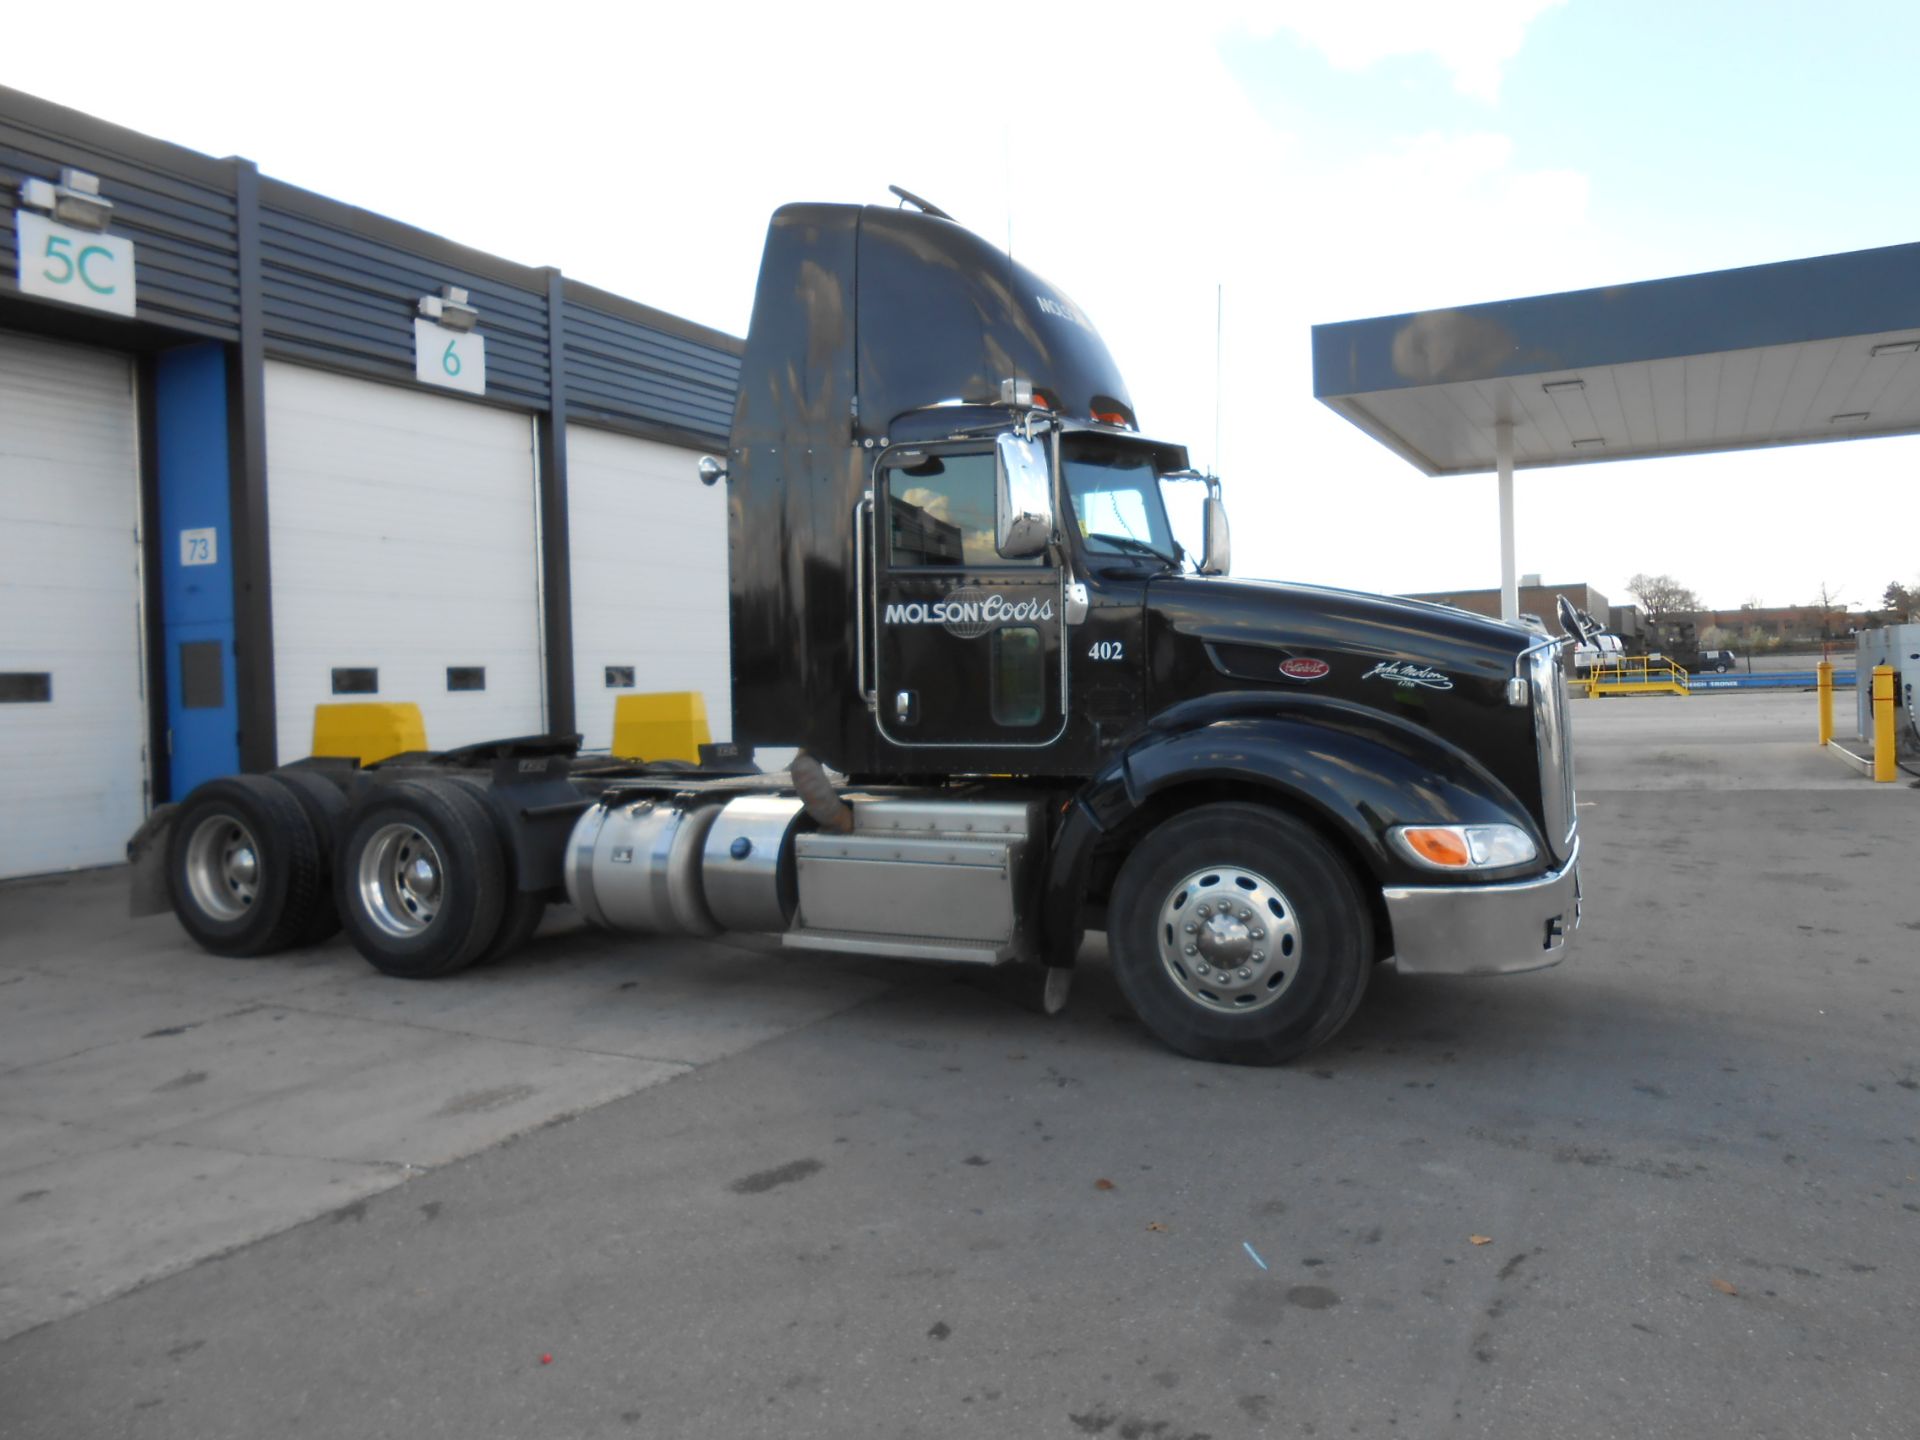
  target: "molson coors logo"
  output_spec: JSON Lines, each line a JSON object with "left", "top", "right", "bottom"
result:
{"left": 883, "top": 588, "right": 1056, "bottom": 639}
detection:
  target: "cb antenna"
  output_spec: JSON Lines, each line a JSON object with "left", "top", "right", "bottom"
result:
{"left": 1213, "top": 282, "right": 1224, "bottom": 478}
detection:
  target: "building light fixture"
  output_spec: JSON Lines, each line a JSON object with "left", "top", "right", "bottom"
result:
{"left": 18, "top": 168, "right": 115, "bottom": 230}
{"left": 1828, "top": 412, "right": 1871, "bottom": 424}
{"left": 1542, "top": 378, "right": 1586, "bottom": 395}
{"left": 1869, "top": 339, "right": 1920, "bottom": 357}
{"left": 418, "top": 284, "right": 480, "bottom": 332}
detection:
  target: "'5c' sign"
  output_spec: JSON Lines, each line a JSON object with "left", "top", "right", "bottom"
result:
{"left": 14, "top": 211, "right": 136, "bottom": 318}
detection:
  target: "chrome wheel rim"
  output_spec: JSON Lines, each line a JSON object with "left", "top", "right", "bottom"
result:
{"left": 357, "top": 823, "right": 445, "bottom": 939}
{"left": 1155, "top": 865, "right": 1302, "bottom": 1014}
{"left": 184, "top": 814, "right": 262, "bottom": 922}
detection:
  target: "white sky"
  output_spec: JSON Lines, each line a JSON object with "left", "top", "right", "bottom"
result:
{"left": 12, "top": 0, "right": 1918, "bottom": 613}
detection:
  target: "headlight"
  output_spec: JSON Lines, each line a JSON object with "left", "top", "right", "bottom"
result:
{"left": 1389, "top": 823, "right": 1539, "bottom": 872}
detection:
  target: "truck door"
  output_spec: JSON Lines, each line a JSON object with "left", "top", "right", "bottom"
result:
{"left": 871, "top": 443, "right": 1066, "bottom": 748}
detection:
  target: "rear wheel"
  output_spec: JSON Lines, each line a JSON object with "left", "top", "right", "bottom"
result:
{"left": 267, "top": 768, "right": 349, "bottom": 945}
{"left": 167, "top": 775, "right": 323, "bottom": 957}
{"left": 1109, "top": 803, "right": 1372, "bottom": 1065}
{"left": 437, "top": 773, "right": 547, "bottom": 964}
{"left": 336, "top": 779, "right": 505, "bottom": 979}
{"left": 481, "top": 888, "right": 548, "bottom": 965}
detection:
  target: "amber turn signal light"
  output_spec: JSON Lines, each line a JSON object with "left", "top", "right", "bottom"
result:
{"left": 1397, "top": 827, "right": 1472, "bottom": 867}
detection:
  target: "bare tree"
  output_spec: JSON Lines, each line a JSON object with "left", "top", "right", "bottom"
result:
{"left": 1810, "top": 581, "right": 1847, "bottom": 638}
{"left": 1626, "top": 573, "right": 1701, "bottom": 623}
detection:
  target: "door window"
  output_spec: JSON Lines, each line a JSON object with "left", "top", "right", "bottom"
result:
{"left": 990, "top": 628, "right": 1045, "bottom": 726}
{"left": 887, "top": 452, "right": 1044, "bottom": 569}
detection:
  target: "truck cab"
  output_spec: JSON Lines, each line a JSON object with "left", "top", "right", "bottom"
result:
{"left": 714, "top": 199, "right": 1581, "bottom": 1060}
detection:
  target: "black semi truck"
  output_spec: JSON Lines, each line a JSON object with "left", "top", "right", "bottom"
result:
{"left": 142, "top": 194, "right": 1581, "bottom": 1065}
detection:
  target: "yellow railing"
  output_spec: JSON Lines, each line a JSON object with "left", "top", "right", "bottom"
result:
{"left": 1583, "top": 655, "right": 1691, "bottom": 698}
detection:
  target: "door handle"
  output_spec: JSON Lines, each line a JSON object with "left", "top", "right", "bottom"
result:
{"left": 894, "top": 689, "right": 918, "bottom": 726}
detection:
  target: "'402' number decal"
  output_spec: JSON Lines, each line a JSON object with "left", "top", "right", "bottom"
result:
{"left": 1088, "top": 639, "right": 1124, "bottom": 661}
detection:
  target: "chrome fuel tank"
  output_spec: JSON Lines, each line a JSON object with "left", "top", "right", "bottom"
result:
{"left": 564, "top": 794, "right": 807, "bottom": 939}
{"left": 565, "top": 798, "right": 722, "bottom": 937}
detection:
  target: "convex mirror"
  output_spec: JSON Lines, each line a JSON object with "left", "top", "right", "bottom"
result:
{"left": 995, "top": 431, "right": 1054, "bottom": 559}
{"left": 1200, "top": 495, "right": 1231, "bottom": 576}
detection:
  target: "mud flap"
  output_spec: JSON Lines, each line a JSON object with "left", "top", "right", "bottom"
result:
{"left": 126, "top": 803, "right": 177, "bottom": 917}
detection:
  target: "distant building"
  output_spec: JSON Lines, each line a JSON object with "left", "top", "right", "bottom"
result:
{"left": 1402, "top": 581, "right": 1611, "bottom": 633}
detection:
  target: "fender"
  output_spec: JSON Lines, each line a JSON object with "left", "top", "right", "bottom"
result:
{"left": 1041, "top": 690, "right": 1546, "bottom": 961}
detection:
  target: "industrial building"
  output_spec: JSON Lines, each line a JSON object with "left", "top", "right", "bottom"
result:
{"left": 1405, "top": 579, "right": 1628, "bottom": 637}
{"left": 1, "top": 87, "right": 741, "bottom": 879}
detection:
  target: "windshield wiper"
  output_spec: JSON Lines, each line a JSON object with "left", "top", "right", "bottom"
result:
{"left": 1086, "top": 533, "right": 1177, "bottom": 566}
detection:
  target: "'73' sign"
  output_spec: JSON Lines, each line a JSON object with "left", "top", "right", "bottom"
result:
{"left": 14, "top": 210, "right": 136, "bottom": 318}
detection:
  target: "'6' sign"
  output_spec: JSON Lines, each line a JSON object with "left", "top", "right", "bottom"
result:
{"left": 14, "top": 211, "right": 136, "bottom": 318}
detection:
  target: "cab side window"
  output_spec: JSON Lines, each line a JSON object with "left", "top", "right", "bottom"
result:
{"left": 887, "top": 452, "right": 1044, "bottom": 569}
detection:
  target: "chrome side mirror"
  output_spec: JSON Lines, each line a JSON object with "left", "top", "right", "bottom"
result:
{"left": 994, "top": 431, "right": 1054, "bottom": 559}
{"left": 1199, "top": 495, "right": 1231, "bottom": 576}
{"left": 697, "top": 455, "right": 728, "bottom": 487}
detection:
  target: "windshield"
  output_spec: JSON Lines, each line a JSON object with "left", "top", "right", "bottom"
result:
{"left": 1062, "top": 437, "right": 1181, "bottom": 567}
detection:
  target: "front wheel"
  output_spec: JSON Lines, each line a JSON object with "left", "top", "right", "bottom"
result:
{"left": 1109, "top": 803, "right": 1373, "bottom": 1065}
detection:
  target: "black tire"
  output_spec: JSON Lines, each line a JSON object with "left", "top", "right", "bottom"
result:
{"left": 1108, "top": 803, "right": 1372, "bottom": 1066}
{"left": 166, "top": 775, "right": 323, "bottom": 957}
{"left": 437, "top": 772, "right": 547, "bottom": 965}
{"left": 482, "top": 889, "right": 548, "bottom": 965}
{"left": 335, "top": 779, "right": 506, "bottom": 979}
{"left": 1714, "top": 663, "right": 1730, "bottom": 674}
{"left": 267, "top": 768, "right": 349, "bottom": 946}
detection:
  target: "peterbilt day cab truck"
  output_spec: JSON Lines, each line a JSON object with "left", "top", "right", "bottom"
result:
{"left": 145, "top": 194, "right": 1582, "bottom": 1065}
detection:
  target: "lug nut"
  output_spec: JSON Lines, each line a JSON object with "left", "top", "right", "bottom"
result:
{"left": 1184, "top": 945, "right": 1196, "bottom": 956}
{"left": 1252, "top": 951, "right": 1265, "bottom": 963}
{"left": 1196, "top": 905, "right": 1211, "bottom": 918}
{"left": 1250, "top": 928, "right": 1264, "bottom": 940}
{"left": 1237, "top": 969, "right": 1250, "bottom": 981}
{"left": 1183, "top": 922, "right": 1196, "bottom": 935}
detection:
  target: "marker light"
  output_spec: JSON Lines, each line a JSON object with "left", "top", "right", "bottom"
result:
{"left": 1391, "top": 824, "right": 1538, "bottom": 872}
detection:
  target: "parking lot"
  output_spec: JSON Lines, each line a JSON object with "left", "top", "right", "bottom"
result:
{"left": 2, "top": 689, "right": 1916, "bottom": 1438}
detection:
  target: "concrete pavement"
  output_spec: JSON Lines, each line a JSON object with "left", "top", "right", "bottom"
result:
{"left": 2, "top": 688, "right": 1916, "bottom": 1437}
{"left": 0, "top": 880, "right": 895, "bottom": 1340}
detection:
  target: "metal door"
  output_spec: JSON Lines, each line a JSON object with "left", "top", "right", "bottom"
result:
{"left": 565, "top": 424, "right": 731, "bottom": 753}
{"left": 264, "top": 363, "right": 544, "bottom": 761}
{"left": 0, "top": 331, "right": 145, "bottom": 878}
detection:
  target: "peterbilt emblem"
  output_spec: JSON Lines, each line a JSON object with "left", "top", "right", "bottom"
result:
{"left": 1363, "top": 660, "right": 1453, "bottom": 691}
{"left": 1278, "top": 657, "right": 1331, "bottom": 681}
{"left": 883, "top": 588, "right": 1055, "bottom": 639}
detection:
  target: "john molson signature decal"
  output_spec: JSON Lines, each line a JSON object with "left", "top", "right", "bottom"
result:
{"left": 1363, "top": 660, "right": 1453, "bottom": 691}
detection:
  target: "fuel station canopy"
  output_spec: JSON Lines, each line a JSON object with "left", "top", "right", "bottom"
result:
{"left": 1311, "top": 240, "right": 1920, "bottom": 619}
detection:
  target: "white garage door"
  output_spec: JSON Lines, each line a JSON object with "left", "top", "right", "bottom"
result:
{"left": 266, "top": 364, "right": 544, "bottom": 762}
{"left": 566, "top": 425, "right": 731, "bottom": 753}
{"left": 0, "top": 332, "right": 145, "bottom": 879}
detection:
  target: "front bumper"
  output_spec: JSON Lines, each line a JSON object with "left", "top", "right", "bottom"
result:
{"left": 1381, "top": 838, "right": 1581, "bottom": 977}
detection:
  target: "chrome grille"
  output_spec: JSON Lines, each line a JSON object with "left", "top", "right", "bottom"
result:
{"left": 1527, "top": 644, "right": 1577, "bottom": 862}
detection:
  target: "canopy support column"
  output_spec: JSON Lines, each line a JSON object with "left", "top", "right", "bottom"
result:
{"left": 1495, "top": 420, "right": 1517, "bottom": 623}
